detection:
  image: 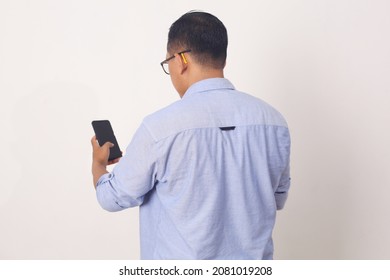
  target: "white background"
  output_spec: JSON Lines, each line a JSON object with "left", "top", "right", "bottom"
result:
{"left": 0, "top": 0, "right": 389, "bottom": 259}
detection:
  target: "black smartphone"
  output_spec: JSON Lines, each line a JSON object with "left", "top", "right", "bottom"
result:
{"left": 92, "top": 120, "right": 122, "bottom": 161}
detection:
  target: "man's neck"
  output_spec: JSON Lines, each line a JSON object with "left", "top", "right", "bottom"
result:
{"left": 179, "top": 66, "right": 225, "bottom": 98}
{"left": 188, "top": 68, "right": 224, "bottom": 87}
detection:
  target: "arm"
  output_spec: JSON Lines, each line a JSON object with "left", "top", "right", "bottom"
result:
{"left": 91, "top": 136, "right": 120, "bottom": 188}
{"left": 275, "top": 167, "right": 290, "bottom": 210}
{"left": 274, "top": 126, "right": 291, "bottom": 210}
{"left": 275, "top": 164, "right": 290, "bottom": 210}
{"left": 91, "top": 124, "right": 158, "bottom": 212}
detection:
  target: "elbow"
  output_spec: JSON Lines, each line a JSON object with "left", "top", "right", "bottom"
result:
{"left": 101, "top": 205, "right": 122, "bottom": 212}
{"left": 97, "top": 195, "right": 125, "bottom": 212}
{"left": 96, "top": 185, "right": 144, "bottom": 212}
{"left": 275, "top": 192, "right": 288, "bottom": 210}
{"left": 96, "top": 183, "right": 126, "bottom": 212}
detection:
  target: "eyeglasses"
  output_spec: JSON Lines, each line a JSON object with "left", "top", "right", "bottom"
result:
{"left": 160, "top": 50, "right": 191, "bottom": 75}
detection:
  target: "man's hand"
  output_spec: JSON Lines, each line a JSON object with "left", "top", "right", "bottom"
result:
{"left": 91, "top": 136, "right": 120, "bottom": 188}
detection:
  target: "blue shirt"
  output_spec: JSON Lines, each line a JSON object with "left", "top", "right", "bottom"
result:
{"left": 96, "top": 78, "right": 291, "bottom": 259}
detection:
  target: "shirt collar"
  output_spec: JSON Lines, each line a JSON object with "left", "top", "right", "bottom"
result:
{"left": 182, "top": 78, "right": 235, "bottom": 99}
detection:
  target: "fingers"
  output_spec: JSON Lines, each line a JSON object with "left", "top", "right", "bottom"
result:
{"left": 102, "top": 142, "right": 115, "bottom": 149}
{"left": 108, "top": 157, "right": 121, "bottom": 165}
{"left": 91, "top": 135, "right": 98, "bottom": 146}
{"left": 91, "top": 136, "right": 114, "bottom": 149}
{"left": 91, "top": 135, "right": 120, "bottom": 166}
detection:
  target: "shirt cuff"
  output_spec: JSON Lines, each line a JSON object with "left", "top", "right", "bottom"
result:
{"left": 96, "top": 172, "right": 113, "bottom": 186}
{"left": 95, "top": 173, "right": 124, "bottom": 212}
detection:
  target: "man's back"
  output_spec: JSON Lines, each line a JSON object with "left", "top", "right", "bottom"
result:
{"left": 92, "top": 11, "right": 290, "bottom": 260}
{"left": 129, "top": 78, "right": 290, "bottom": 259}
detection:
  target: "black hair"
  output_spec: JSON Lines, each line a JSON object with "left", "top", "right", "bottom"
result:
{"left": 167, "top": 11, "right": 228, "bottom": 69}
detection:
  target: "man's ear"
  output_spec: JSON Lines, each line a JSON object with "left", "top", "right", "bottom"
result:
{"left": 180, "top": 52, "right": 188, "bottom": 64}
{"left": 176, "top": 53, "right": 188, "bottom": 74}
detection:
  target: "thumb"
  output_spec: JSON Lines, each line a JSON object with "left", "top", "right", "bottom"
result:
{"left": 102, "top": 142, "right": 114, "bottom": 149}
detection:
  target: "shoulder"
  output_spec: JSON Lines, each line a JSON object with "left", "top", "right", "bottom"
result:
{"left": 140, "top": 100, "right": 191, "bottom": 141}
{"left": 226, "top": 89, "right": 289, "bottom": 128}
{"left": 140, "top": 81, "right": 289, "bottom": 141}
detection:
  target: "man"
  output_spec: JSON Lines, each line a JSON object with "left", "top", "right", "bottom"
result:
{"left": 91, "top": 11, "right": 291, "bottom": 259}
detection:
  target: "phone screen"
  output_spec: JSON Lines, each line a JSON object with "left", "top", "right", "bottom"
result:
{"left": 92, "top": 120, "right": 122, "bottom": 161}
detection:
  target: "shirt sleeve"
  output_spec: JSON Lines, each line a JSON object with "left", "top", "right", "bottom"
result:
{"left": 273, "top": 126, "right": 291, "bottom": 211}
{"left": 275, "top": 163, "right": 290, "bottom": 210}
{"left": 96, "top": 123, "right": 158, "bottom": 212}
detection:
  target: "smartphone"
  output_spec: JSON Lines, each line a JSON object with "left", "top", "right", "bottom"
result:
{"left": 92, "top": 120, "right": 122, "bottom": 161}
